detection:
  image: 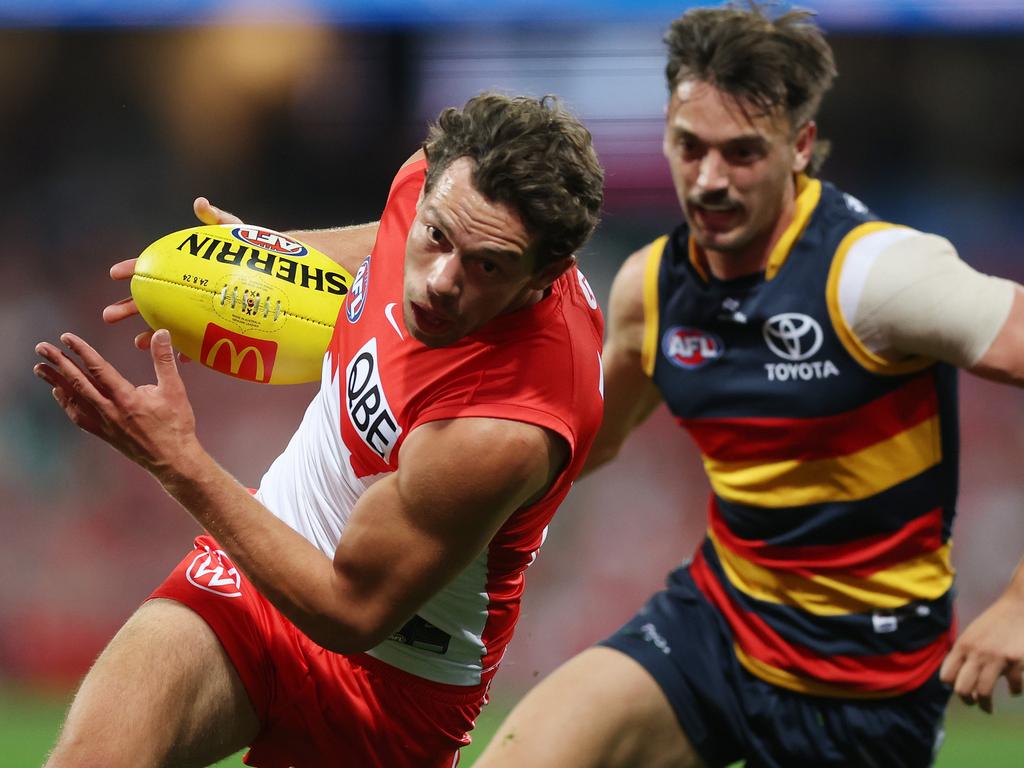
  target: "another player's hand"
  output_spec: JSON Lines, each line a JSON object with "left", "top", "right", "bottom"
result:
{"left": 104, "top": 197, "right": 242, "bottom": 353}
{"left": 940, "top": 587, "right": 1024, "bottom": 713}
{"left": 33, "top": 330, "right": 200, "bottom": 477}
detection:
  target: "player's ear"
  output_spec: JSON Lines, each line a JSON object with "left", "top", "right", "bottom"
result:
{"left": 793, "top": 121, "right": 817, "bottom": 174}
{"left": 529, "top": 255, "right": 576, "bottom": 290}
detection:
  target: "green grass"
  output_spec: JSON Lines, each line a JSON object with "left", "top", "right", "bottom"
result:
{"left": 0, "top": 684, "right": 504, "bottom": 767}
{"left": 2, "top": 684, "right": 1019, "bottom": 767}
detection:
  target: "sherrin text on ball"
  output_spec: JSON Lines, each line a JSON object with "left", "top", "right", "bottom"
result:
{"left": 131, "top": 224, "right": 353, "bottom": 384}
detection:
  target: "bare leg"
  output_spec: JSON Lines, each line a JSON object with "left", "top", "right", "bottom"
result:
{"left": 476, "top": 647, "right": 705, "bottom": 768}
{"left": 45, "top": 598, "right": 260, "bottom": 768}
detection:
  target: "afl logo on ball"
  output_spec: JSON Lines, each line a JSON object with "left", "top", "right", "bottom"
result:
{"left": 662, "top": 326, "right": 724, "bottom": 370}
{"left": 185, "top": 545, "right": 242, "bottom": 598}
{"left": 231, "top": 227, "right": 309, "bottom": 257}
{"left": 346, "top": 255, "right": 371, "bottom": 323}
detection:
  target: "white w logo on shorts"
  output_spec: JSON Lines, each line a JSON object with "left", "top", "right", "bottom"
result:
{"left": 185, "top": 547, "right": 242, "bottom": 598}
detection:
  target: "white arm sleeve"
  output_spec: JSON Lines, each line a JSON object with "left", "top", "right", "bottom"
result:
{"left": 838, "top": 229, "right": 1015, "bottom": 368}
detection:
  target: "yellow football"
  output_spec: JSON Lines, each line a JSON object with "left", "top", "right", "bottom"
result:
{"left": 131, "top": 224, "right": 352, "bottom": 384}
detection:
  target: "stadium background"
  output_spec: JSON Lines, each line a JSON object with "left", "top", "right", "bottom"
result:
{"left": 1, "top": 1, "right": 1022, "bottom": 764}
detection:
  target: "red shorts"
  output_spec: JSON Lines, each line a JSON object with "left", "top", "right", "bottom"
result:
{"left": 149, "top": 535, "right": 486, "bottom": 768}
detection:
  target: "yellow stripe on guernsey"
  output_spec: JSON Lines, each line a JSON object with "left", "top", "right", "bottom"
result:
{"left": 709, "top": 527, "right": 954, "bottom": 616}
{"left": 765, "top": 175, "right": 822, "bottom": 279}
{"left": 826, "top": 221, "right": 933, "bottom": 375}
{"left": 703, "top": 413, "right": 942, "bottom": 508}
{"left": 641, "top": 236, "right": 668, "bottom": 377}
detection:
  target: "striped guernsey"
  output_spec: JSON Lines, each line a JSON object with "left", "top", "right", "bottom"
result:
{"left": 642, "top": 175, "right": 959, "bottom": 698}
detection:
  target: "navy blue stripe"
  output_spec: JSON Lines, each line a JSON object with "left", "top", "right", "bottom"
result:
{"left": 715, "top": 463, "right": 952, "bottom": 547}
{"left": 701, "top": 540, "right": 954, "bottom": 657}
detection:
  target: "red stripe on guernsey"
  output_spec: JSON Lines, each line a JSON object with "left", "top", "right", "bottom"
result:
{"left": 690, "top": 549, "right": 951, "bottom": 694}
{"left": 681, "top": 374, "right": 937, "bottom": 463}
{"left": 710, "top": 500, "right": 945, "bottom": 577}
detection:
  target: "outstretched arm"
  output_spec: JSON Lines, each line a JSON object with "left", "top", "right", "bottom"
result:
{"left": 33, "top": 330, "right": 565, "bottom": 653}
{"left": 938, "top": 286, "right": 1024, "bottom": 712}
{"left": 583, "top": 245, "right": 663, "bottom": 475}
{"left": 833, "top": 231, "right": 1024, "bottom": 713}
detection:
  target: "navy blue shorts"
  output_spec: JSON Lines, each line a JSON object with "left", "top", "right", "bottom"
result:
{"left": 599, "top": 563, "right": 951, "bottom": 768}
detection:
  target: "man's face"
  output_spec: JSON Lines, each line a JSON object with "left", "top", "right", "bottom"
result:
{"left": 663, "top": 78, "right": 812, "bottom": 257}
{"left": 403, "top": 157, "right": 554, "bottom": 348}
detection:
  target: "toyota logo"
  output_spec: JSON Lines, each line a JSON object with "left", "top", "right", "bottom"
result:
{"left": 762, "top": 313, "right": 823, "bottom": 361}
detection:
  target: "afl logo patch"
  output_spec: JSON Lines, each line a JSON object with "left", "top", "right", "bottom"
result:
{"left": 662, "top": 326, "right": 724, "bottom": 369}
{"left": 763, "top": 313, "right": 823, "bottom": 361}
{"left": 231, "top": 227, "right": 308, "bottom": 257}
{"left": 346, "top": 255, "right": 371, "bottom": 323}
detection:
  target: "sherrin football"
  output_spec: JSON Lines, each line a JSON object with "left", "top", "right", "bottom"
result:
{"left": 131, "top": 224, "right": 352, "bottom": 384}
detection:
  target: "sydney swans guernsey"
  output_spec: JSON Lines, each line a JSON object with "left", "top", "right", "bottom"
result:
{"left": 255, "top": 159, "right": 605, "bottom": 686}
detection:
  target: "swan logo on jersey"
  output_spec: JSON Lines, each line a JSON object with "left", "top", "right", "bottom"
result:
{"left": 345, "top": 337, "right": 402, "bottom": 462}
{"left": 185, "top": 546, "right": 242, "bottom": 598}
{"left": 231, "top": 227, "right": 309, "bottom": 257}
{"left": 346, "top": 255, "right": 371, "bottom": 323}
{"left": 662, "top": 326, "right": 724, "bottom": 369}
{"left": 763, "top": 313, "right": 823, "bottom": 361}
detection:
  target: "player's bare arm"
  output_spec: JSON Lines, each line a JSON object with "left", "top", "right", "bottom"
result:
{"left": 967, "top": 283, "right": 1024, "bottom": 385}
{"left": 306, "top": 415, "right": 567, "bottom": 650}
{"left": 934, "top": 284, "right": 1024, "bottom": 712}
{"left": 33, "top": 329, "right": 566, "bottom": 653}
{"left": 583, "top": 245, "right": 662, "bottom": 475}
{"left": 840, "top": 235, "right": 1024, "bottom": 713}
{"left": 835, "top": 232, "right": 1024, "bottom": 713}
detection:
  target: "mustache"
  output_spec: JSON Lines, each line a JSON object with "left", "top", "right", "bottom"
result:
{"left": 688, "top": 191, "right": 740, "bottom": 211}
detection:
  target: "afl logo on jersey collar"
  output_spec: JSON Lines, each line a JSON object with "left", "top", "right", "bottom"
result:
{"left": 763, "top": 313, "right": 823, "bottom": 361}
{"left": 662, "top": 326, "right": 724, "bottom": 370}
{"left": 346, "top": 255, "right": 372, "bottom": 323}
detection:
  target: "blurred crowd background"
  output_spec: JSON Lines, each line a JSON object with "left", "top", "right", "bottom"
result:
{"left": 2, "top": 0, "right": 1024, "bottom": 741}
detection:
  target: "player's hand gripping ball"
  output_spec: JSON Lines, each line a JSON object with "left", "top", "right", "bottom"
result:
{"left": 130, "top": 225, "right": 352, "bottom": 384}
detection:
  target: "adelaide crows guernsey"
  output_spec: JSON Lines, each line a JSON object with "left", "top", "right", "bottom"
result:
{"left": 256, "top": 159, "right": 605, "bottom": 686}
{"left": 643, "top": 176, "right": 958, "bottom": 698}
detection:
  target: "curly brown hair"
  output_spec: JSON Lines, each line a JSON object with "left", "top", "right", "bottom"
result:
{"left": 665, "top": 2, "right": 837, "bottom": 173}
{"left": 422, "top": 93, "right": 604, "bottom": 268}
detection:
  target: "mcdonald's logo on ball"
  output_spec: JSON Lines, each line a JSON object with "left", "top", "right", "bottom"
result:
{"left": 200, "top": 323, "right": 279, "bottom": 383}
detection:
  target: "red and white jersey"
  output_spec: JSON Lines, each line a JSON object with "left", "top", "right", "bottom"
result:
{"left": 256, "top": 159, "right": 605, "bottom": 686}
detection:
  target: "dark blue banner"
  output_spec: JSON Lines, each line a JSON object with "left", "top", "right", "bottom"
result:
{"left": 3, "top": 1, "right": 1024, "bottom": 31}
